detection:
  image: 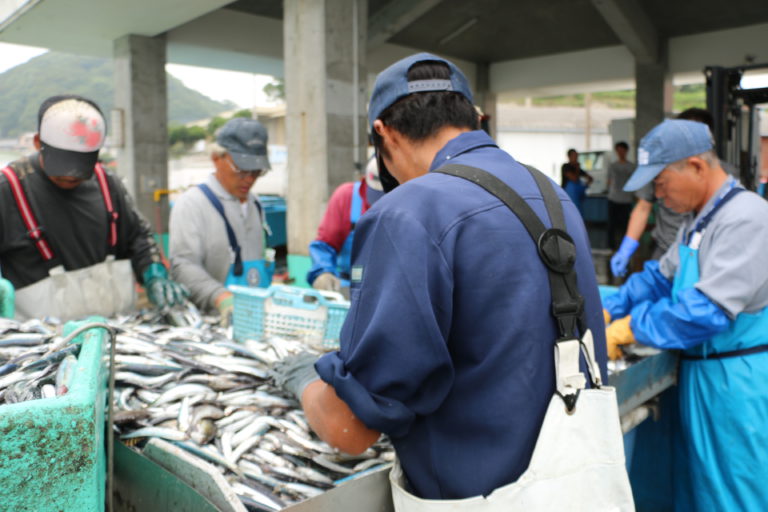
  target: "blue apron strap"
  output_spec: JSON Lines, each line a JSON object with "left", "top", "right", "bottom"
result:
{"left": 198, "top": 184, "right": 243, "bottom": 276}
{"left": 350, "top": 181, "right": 363, "bottom": 227}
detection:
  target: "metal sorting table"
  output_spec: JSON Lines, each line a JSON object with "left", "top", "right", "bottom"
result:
{"left": 609, "top": 351, "right": 678, "bottom": 418}
{"left": 0, "top": 319, "right": 109, "bottom": 512}
{"left": 114, "top": 438, "right": 395, "bottom": 512}
{"left": 113, "top": 351, "right": 677, "bottom": 512}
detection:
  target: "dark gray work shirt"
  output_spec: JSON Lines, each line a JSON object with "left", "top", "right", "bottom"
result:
{"left": 636, "top": 183, "right": 686, "bottom": 253}
{"left": 0, "top": 154, "right": 161, "bottom": 289}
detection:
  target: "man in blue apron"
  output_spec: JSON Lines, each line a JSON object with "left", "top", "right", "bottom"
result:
{"left": 169, "top": 118, "right": 273, "bottom": 324}
{"left": 603, "top": 119, "right": 768, "bottom": 510}
{"left": 307, "top": 157, "right": 383, "bottom": 296}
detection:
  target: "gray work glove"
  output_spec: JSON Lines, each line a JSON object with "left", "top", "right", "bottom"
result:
{"left": 312, "top": 272, "right": 342, "bottom": 293}
{"left": 272, "top": 352, "right": 320, "bottom": 401}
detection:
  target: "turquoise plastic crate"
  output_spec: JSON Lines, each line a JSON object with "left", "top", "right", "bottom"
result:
{"left": 0, "top": 317, "right": 109, "bottom": 511}
{"left": 232, "top": 285, "right": 349, "bottom": 350}
{"left": 0, "top": 278, "right": 13, "bottom": 318}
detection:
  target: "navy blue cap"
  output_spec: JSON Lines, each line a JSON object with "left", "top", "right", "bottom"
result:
{"left": 624, "top": 119, "right": 714, "bottom": 192}
{"left": 217, "top": 118, "right": 270, "bottom": 171}
{"left": 368, "top": 52, "right": 473, "bottom": 130}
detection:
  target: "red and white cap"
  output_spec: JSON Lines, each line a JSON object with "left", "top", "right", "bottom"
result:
{"left": 365, "top": 156, "right": 384, "bottom": 205}
{"left": 39, "top": 98, "right": 106, "bottom": 179}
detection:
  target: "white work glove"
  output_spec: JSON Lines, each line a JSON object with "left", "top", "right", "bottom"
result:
{"left": 313, "top": 272, "right": 341, "bottom": 293}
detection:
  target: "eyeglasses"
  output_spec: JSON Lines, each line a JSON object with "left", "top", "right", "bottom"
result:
{"left": 226, "top": 157, "right": 263, "bottom": 178}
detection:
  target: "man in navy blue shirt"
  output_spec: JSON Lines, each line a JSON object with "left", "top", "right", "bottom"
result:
{"left": 275, "top": 53, "right": 608, "bottom": 501}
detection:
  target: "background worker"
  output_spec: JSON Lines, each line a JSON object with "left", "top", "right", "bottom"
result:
{"left": 169, "top": 118, "right": 272, "bottom": 324}
{"left": 0, "top": 95, "right": 184, "bottom": 320}
{"left": 560, "top": 148, "right": 593, "bottom": 188}
{"left": 611, "top": 108, "right": 717, "bottom": 277}
{"left": 306, "top": 157, "right": 383, "bottom": 295}
{"left": 606, "top": 141, "right": 635, "bottom": 249}
{"left": 603, "top": 119, "right": 768, "bottom": 510}
{"left": 276, "top": 53, "right": 633, "bottom": 509}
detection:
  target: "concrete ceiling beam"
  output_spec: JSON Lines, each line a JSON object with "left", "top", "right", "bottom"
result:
{"left": 367, "top": 0, "right": 444, "bottom": 50}
{"left": 590, "top": 0, "right": 660, "bottom": 64}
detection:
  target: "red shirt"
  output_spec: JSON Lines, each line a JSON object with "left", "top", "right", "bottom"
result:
{"left": 315, "top": 179, "right": 372, "bottom": 251}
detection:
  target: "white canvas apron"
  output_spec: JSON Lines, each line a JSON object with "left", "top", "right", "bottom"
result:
{"left": 15, "top": 256, "right": 136, "bottom": 321}
{"left": 390, "top": 331, "right": 635, "bottom": 512}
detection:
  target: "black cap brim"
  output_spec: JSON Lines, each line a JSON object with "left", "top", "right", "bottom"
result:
{"left": 40, "top": 142, "right": 98, "bottom": 179}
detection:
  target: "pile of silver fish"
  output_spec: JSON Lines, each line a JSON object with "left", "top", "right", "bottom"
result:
{"left": 0, "top": 311, "right": 393, "bottom": 510}
{"left": 109, "top": 311, "right": 394, "bottom": 511}
{"left": 0, "top": 318, "right": 80, "bottom": 404}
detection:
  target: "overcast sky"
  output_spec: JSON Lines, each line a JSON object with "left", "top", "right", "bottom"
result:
{"left": 0, "top": 42, "right": 278, "bottom": 108}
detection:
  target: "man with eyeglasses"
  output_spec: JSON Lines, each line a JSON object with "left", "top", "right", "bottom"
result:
{"left": 603, "top": 119, "right": 768, "bottom": 510}
{"left": 169, "top": 117, "right": 273, "bottom": 324}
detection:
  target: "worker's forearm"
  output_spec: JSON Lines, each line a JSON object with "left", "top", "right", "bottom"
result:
{"left": 301, "top": 380, "right": 381, "bottom": 455}
{"left": 625, "top": 199, "right": 653, "bottom": 241}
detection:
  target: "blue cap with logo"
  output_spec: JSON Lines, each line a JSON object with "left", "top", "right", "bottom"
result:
{"left": 217, "top": 117, "right": 270, "bottom": 171}
{"left": 623, "top": 119, "right": 714, "bottom": 192}
{"left": 368, "top": 52, "right": 473, "bottom": 130}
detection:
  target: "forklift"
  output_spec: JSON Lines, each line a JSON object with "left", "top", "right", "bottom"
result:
{"left": 706, "top": 63, "right": 768, "bottom": 198}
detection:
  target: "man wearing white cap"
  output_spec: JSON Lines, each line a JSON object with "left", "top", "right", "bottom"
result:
{"left": 603, "top": 119, "right": 768, "bottom": 510}
{"left": 306, "top": 157, "right": 383, "bottom": 296}
{"left": 0, "top": 94, "right": 186, "bottom": 320}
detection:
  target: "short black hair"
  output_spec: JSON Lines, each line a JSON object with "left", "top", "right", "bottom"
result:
{"left": 615, "top": 141, "right": 629, "bottom": 150}
{"left": 567, "top": 148, "right": 577, "bottom": 156}
{"left": 374, "top": 61, "right": 478, "bottom": 143}
{"left": 676, "top": 108, "right": 713, "bottom": 131}
{"left": 37, "top": 94, "right": 104, "bottom": 131}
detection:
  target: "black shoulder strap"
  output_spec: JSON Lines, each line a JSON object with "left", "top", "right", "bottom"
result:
{"left": 434, "top": 163, "right": 585, "bottom": 340}
{"left": 198, "top": 183, "right": 243, "bottom": 277}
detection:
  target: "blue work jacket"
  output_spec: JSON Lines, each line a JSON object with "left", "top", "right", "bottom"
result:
{"left": 316, "top": 130, "right": 607, "bottom": 500}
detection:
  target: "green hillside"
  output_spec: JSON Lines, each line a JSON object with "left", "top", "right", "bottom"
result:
{"left": 531, "top": 84, "right": 707, "bottom": 111}
{"left": 0, "top": 51, "right": 236, "bottom": 137}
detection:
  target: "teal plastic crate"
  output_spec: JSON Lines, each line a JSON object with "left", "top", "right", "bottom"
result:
{"left": 232, "top": 285, "right": 349, "bottom": 350}
{"left": 0, "top": 317, "right": 109, "bottom": 511}
{"left": 0, "top": 278, "right": 13, "bottom": 318}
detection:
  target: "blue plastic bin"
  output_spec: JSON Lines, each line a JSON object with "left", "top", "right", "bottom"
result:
{"left": 258, "top": 195, "right": 287, "bottom": 248}
{"left": 231, "top": 285, "right": 349, "bottom": 350}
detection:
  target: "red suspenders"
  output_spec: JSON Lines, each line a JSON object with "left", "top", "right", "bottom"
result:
{"left": 94, "top": 163, "right": 119, "bottom": 248}
{"left": 1, "top": 163, "right": 118, "bottom": 261}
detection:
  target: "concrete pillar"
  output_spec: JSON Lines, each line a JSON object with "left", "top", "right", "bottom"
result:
{"left": 113, "top": 34, "right": 169, "bottom": 234}
{"left": 634, "top": 47, "right": 672, "bottom": 149}
{"left": 475, "top": 62, "right": 497, "bottom": 140}
{"left": 284, "top": 0, "right": 367, "bottom": 256}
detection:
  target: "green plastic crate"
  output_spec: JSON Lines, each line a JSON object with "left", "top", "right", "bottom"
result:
{"left": 0, "top": 278, "right": 13, "bottom": 318}
{"left": 0, "top": 317, "right": 109, "bottom": 511}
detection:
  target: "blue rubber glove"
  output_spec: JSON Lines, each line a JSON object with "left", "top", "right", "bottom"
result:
{"left": 142, "top": 263, "right": 188, "bottom": 309}
{"left": 629, "top": 287, "right": 731, "bottom": 351}
{"left": 610, "top": 236, "right": 640, "bottom": 277}
{"left": 603, "top": 260, "right": 672, "bottom": 321}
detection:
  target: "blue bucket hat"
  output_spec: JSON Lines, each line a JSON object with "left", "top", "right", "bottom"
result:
{"left": 368, "top": 52, "right": 473, "bottom": 130}
{"left": 217, "top": 118, "right": 270, "bottom": 171}
{"left": 624, "top": 119, "right": 714, "bottom": 192}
